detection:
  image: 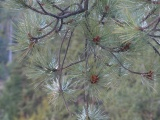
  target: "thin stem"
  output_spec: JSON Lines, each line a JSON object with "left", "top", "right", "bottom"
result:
{"left": 52, "top": 4, "right": 64, "bottom": 12}
{"left": 58, "top": 29, "right": 75, "bottom": 116}
{"left": 58, "top": 30, "right": 69, "bottom": 68}
{"left": 148, "top": 34, "right": 160, "bottom": 38}
{"left": 38, "top": 20, "right": 54, "bottom": 31}
{"left": 141, "top": 16, "right": 160, "bottom": 30}
{"left": 84, "top": 39, "right": 90, "bottom": 119}
{"left": 84, "top": 0, "right": 89, "bottom": 10}
{"left": 61, "top": 29, "right": 74, "bottom": 68}
{"left": 30, "top": 19, "right": 59, "bottom": 40}
{"left": 62, "top": 91, "right": 71, "bottom": 112}
{"left": 62, "top": 59, "right": 85, "bottom": 69}
{"left": 99, "top": 13, "right": 107, "bottom": 24}
{"left": 24, "top": 3, "right": 45, "bottom": 15}
{"left": 99, "top": 44, "right": 150, "bottom": 75}
{"left": 140, "top": 8, "right": 157, "bottom": 23}
{"left": 58, "top": 19, "right": 63, "bottom": 32}
{"left": 146, "top": 41, "right": 160, "bottom": 56}
{"left": 25, "top": 0, "right": 89, "bottom": 20}
{"left": 64, "top": 3, "right": 83, "bottom": 11}
{"left": 153, "top": 19, "right": 160, "bottom": 30}
{"left": 25, "top": 2, "right": 59, "bottom": 18}
{"left": 110, "top": 52, "right": 150, "bottom": 75}
{"left": 150, "top": 37, "right": 160, "bottom": 46}
{"left": 36, "top": 0, "right": 47, "bottom": 14}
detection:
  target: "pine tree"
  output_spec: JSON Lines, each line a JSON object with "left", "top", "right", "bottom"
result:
{"left": 2, "top": 0, "right": 160, "bottom": 119}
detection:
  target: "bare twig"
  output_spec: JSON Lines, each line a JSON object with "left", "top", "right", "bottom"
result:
{"left": 52, "top": 4, "right": 64, "bottom": 12}
{"left": 58, "top": 19, "right": 63, "bottom": 32}
{"left": 58, "top": 29, "right": 75, "bottom": 116}
{"left": 153, "top": 18, "right": 160, "bottom": 30}
{"left": 30, "top": 19, "right": 59, "bottom": 40}
{"left": 140, "top": 8, "right": 157, "bottom": 23}
{"left": 110, "top": 52, "right": 150, "bottom": 75}
{"left": 146, "top": 40, "right": 160, "bottom": 56}
{"left": 99, "top": 44, "right": 150, "bottom": 75}
{"left": 24, "top": 3, "right": 46, "bottom": 15}
{"left": 64, "top": 3, "right": 83, "bottom": 11}
{"left": 62, "top": 59, "right": 85, "bottom": 69}
{"left": 61, "top": 29, "right": 74, "bottom": 68}
{"left": 141, "top": 16, "right": 160, "bottom": 30}
{"left": 148, "top": 34, "right": 160, "bottom": 38}
{"left": 26, "top": 0, "right": 89, "bottom": 20}
{"left": 36, "top": 0, "right": 59, "bottom": 18}
{"left": 38, "top": 20, "right": 54, "bottom": 31}
{"left": 58, "top": 29, "right": 69, "bottom": 68}
{"left": 150, "top": 37, "right": 160, "bottom": 46}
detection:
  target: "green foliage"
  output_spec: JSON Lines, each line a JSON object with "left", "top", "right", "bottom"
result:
{"left": 17, "top": 98, "right": 51, "bottom": 120}
{"left": 2, "top": 0, "right": 160, "bottom": 119}
{"left": 0, "top": 63, "right": 52, "bottom": 120}
{"left": 77, "top": 105, "right": 108, "bottom": 120}
{"left": 0, "top": 63, "right": 8, "bottom": 80}
{"left": 0, "top": 67, "right": 22, "bottom": 119}
{"left": 0, "top": 37, "right": 8, "bottom": 64}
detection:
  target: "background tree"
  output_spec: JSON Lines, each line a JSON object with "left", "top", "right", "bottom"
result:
{"left": 0, "top": 0, "right": 14, "bottom": 80}
{"left": 2, "top": 0, "right": 160, "bottom": 120}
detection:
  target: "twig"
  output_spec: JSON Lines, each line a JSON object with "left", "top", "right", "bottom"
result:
{"left": 36, "top": 0, "right": 47, "bottom": 14}
{"left": 38, "top": 20, "right": 54, "bottom": 31}
{"left": 140, "top": 8, "right": 157, "bottom": 23}
{"left": 26, "top": 0, "right": 89, "bottom": 20}
{"left": 61, "top": 29, "right": 74, "bottom": 68}
{"left": 58, "top": 29, "right": 75, "bottom": 116}
{"left": 63, "top": 3, "right": 83, "bottom": 11}
{"left": 99, "top": 44, "right": 150, "bottom": 75}
{"left": 84, "top": 38, "right": 90, "bottom": 119}
{"left": 30, "top": 19, "right": 59, "bottom": 40}
{"left": 153, "top": 18, "right": 160, "bottom": 30}
{"left": 58, "top": 19, "right": 63, "bottom": 32}
{"left": 150, "top": 37, "right": 160, "bottom": 46}
{"left": 58, "top": 29, "right": 69, "bottom": 68}
{"left": 62, "top": 59, "right": 85, "bottom": 69}
{"left": 24, "top": 3, "right": 46, "bottom": 15}
{"left": 110, "top": 52, "right": 150, "bottom": 75}
{"left": 52, "top": 4, "right": 64, "bottom": 12}
{"left": 25, "top": 2, "right": 59, "bottom": 18}
{"left": 141, "top": 16, "right": 160, "bottom": 30}
{"left": 148, "top": 34, "right": 160, "bottom": 38}
{"left": 146, "top": 40, "right": 160, "bottom": 56}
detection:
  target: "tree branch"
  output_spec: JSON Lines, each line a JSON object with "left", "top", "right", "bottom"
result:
{"left": 146, "top": 40, "right": 160, "bottom": 56}
{"left": 140, "top": 8, "right": 157, "bottom": 23}
{"left": 62, "top": 58, "right": 85, "bottom": 69}
{"left": 38, "top": 20, "right": 54, "bottom": 31}
{"left": 30, "top": 19, "right": 59, "bottom": 40}
{"left": 58, "top": 29, "right": 75, "bottom": 116}
{"left": 99, "top": 44, "right": 150, "bottom": 75}
{"left": 141, "top": 16, "right": 160, "bottom": 30}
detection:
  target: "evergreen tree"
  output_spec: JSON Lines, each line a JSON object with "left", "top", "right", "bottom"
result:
{"left": 0, "top": 63, "right": 52, "bottom": 120}
{"left": 2, "top": 0, "right": 160, "bottom": 119}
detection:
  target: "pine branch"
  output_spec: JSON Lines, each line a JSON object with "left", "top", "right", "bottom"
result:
{"left": 99, "top": 44, "right": 151, "bottom": 75}
{"left": 140, "top": 8, "right": 157, "bottom": 23}
{"left": 29, "top": 19, "right": 59, "bottom": 41}
{"left": 58, "top": 29, "right": 75, "bottom": 115}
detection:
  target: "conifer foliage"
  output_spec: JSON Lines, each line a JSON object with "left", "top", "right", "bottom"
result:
{"left": 3, "top": 0, "right": 160, "bottom": 119}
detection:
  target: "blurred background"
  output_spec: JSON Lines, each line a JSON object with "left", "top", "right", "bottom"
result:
{"left": 0, "top": 1, "right": 54, "bottom": 120}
